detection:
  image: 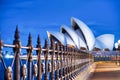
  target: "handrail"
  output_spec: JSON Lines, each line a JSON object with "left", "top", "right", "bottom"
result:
{"left": 0, "top": 27, "right": 93, "bottom": 80}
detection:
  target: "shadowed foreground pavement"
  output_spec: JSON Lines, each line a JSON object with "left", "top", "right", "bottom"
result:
{"left": 90, "top": 62, "right": 120, "bottom": 80}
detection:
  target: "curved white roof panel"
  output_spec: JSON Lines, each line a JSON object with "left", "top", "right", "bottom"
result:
{"left": 78, "top": 37, "right": 87, "bottom": 49}
{"left": 47, "top": 31, "right": 65, "bottom": 45}
{"left": 75, "top": 29, "right": 87, "bottom": 49}
{"left": 64, "top": 33, "right": 76, "bottom": 47}
{"left": 95, "top": 34, "right": 115, "bottom": 50}
{"left": 47, "top": 17, "right": 115, "bottom": 51}
{"left": 61, "top": 25, "right": 80, "bottom": 49}
{"left": 47, "top": 31, "right": 75, "bottom": 47}
{"left": 71, "top": 17, "right": 95, "bottom": 51}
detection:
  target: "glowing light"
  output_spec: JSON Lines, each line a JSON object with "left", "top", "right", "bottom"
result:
{"left": 118, "top": 40, "right": 120, "bottom": 44}
{"left": 115, "top": 42, "right": 118, "bottom": 49}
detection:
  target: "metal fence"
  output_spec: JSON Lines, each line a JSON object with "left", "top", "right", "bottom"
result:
{"left": 0, "top": 27, "right": 93, "bottom": 80}
{"left": 92, "top": 51, "right": 120, "bottom": 63}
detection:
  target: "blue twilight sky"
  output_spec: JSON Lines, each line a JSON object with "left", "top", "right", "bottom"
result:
{"left": 0, "top": 0, "right": 120, "bottom": 47}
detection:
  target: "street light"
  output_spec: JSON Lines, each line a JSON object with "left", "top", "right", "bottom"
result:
{"left": 118, "top": 40, "right": 120, "bottom": 65}
{"left": 115, "top": 42, "right": 118, "bottom": 65}
{"left": 118, "top": 40, "right": 120, "bottom": 45}
{"left": 115, "top": 40, "right": 120, "bottom": 66}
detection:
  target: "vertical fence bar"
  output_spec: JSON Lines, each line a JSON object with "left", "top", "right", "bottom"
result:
{"left": 74, "top": 49, "right": 77, "bottom": 77}
{"left": 72, "top": 48, "right": 75, "bottom": 79}
{"left": 70, "top": 47, "right": 72, "bottom": 79}
{"left": 66, "top": 46, "right": 69, "bottom": 80}
{"left": 77, "top": 51, "right": 79, "bottom": 74}
{"left": 13, "top": 26, "right": 21, "bottom": 80}
{"left": 63, "top": 46, "right": 65, "bottom": 80}
{"left": 78, "top": 51, "right": 80, "bottom": 74}
{"left": 59, "top": 43, "right": 63, "bottom": 80}
{"left": 68, "top": 47, "right": 70, "bottom": 79}
{"left": 27, "top": 33, "right": 33, "bottom": 80}
{"left": 64, "top": 46, "right": 67, "bottom": 80}
{"left": 71, "top": 48, "right": 73, "bottom": 79}
{"left": 44, "top": 39, "right": 49, "bottom": 80}
{"left": 0, "top": 36, "right": 8, "bottom": 80}
{"left": 74, "top": 48, "right": 76, "bottom": 79}
{"left": 36, "top": 35, "right": 42, "bottom": 80}
{"left": 0, "top": 36, "right": 5, "bottom": 69}
{"left": 69, "top": 47, "right": 71, "bottom": 79}
{"left": 75, "top": 50, "right": 78, "bottom": 76}
{"left": 55, "top": 43, "right": 59, "bottom": 80}
{"left": 67, "top": 47, "right": 69, "bottom": 79}
{"left": 78, "top": 51, "right": 81, "bottom": 73}
{"left": 50, "top": 39, "right": 55, "bottom": 80}
{"left": 73, "top": 49, "right": 75, "bottom": 78}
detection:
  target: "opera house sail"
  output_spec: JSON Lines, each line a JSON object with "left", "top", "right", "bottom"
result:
{"left": 71, "top": 17, "right": 95, "bottom": 51}
{"left": 47, "top": 17, "right": 115, "bottom": 51}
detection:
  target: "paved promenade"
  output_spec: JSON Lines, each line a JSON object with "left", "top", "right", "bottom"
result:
{"left": 90, "top": 62, "right": 120, "bottom": 80}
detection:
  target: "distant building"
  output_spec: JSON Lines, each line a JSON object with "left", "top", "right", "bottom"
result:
{"left": 47, "top": 17, "right": 114, "bottom": 51}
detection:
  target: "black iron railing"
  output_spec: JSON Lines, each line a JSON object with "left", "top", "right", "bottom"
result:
{"left": 0, "top": 27, "right": 93, "bottom": 80}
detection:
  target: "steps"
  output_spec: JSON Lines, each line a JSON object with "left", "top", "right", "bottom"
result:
{"left": 90, "top": 62, "right": 120, "bottom": 80}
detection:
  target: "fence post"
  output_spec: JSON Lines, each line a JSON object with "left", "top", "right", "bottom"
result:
{"left": 68, "top": 47, "right": 70, "bottom": 79}
{"left": 59, "top": 43, "right": 63, "bottom": 80}
{"left": 36, "top": 35, "right": 42, "bottom": 80}
{"left": 71, "top": 48, "right": 74, "bottom": 79}
{"left": 0, "top": 36, "right": 4, "bottom": 65}
{"left": 74, "top": 49, "right": 77, "bottom": 77}
{"left": 62, "top": 46, "right": 65, "bottom": 80}
{"left": 0, "top": 35, "right": 3, "bottom": 50}
{"left": 63, "top": 46, "right": 67, "bottom": 80}
{"left": 55, "top": 43, "right": 59, "bottom": 80}
{"left": 50, "top": 39, "right": 55, "bottom": 80}
{"left": 13, "top": 26, "right": 21, "bottom": 80}
{"left": 0, "top": 36, "right": 8, "bottom": 80}
{"left": 69, "top": 47, "right": 72, "bottom": 79}
{"left": 27, "top": 33, "right": 33, "bottom": 80}
{"left": 44, "top": 39, "right": 49, "bottom": 80}
{"left": 66, "top": 46, "right": 69, "bottom": 80}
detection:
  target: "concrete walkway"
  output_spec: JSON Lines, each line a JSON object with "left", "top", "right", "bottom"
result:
{"left": 90, "top": 62, "right": 120, "bottom": 80}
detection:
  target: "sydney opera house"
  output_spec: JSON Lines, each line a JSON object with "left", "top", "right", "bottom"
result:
{"left": 47, "top": 17, "right": 114, "bottom": 51}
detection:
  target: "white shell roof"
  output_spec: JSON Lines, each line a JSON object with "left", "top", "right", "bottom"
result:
{"left": 78, "top": 37, "right": 87, "bottom": 49}
{"left": 47, "top": 17, "right": 115, "bottom": 51}
{"left": 64, "top": 33, "right": 76, "bottom": 46}
{"left": 75, "top": 29, "right": 87, "bottom": 49}
{"left": 61, "top": 25, "right": 80, "bottom": 49}
{"left": 47, "top": 31, "right": 65, "bottom": 45}
{"left": 47, "top": 31, "right": 75, "bottom": 46}
{"left": 95, "top": 34, "right": 115, "bottom": 50}
{"left": 71, "top": 17, "right": 95, "bottom": 51}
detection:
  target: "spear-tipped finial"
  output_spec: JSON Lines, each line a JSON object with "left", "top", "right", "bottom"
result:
{"left": 50, "top": 38, "right": 54, "bottom": 48}
{"left": 14, "top": 25, "right": 20, "bottom": 41}
{"left": 27, "top": 33, "right": 32, "bottom": 46}
{"left": 37, "top": 34, "right": 41, "bottom": 45}
{"left": 45, "top": 39, "right": 48, "bottom": 47}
